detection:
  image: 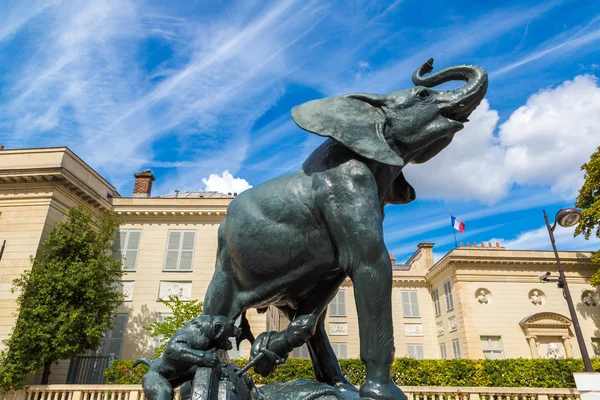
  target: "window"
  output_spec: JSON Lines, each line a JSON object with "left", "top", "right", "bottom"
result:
{"left": 164, "top": 231, "right": 196, "bottom": 271}
{"left": 402, "top": 291, "right": 420, "bottom": 317}
{"left": 452, "top": 339, "right": 461, "bottom": 359}
{"left": 331, "top": 343, "right": 348, "bottom": 359}
{"left": 406, "top": 344, "right": 424, "bottom": 359}
{"left": 153, "top": 313, "right": 173, "bottom": 349}
{"left": 329, "top": 289, "right": 346, "bottom": 317}
{"left": 481, "top": 336, "right": 504, "bottom": 360}
{"left": 439, "top": 343, "right": 447, "bottom": 359}
{"left": 432, "top": 288, "right": 441, "bottom": 316}
{"left": 97, "top": 314, "right": 128, "bottom": 359}
{"left": 592, "top": 338, "right": 600, "bottom": 356}
{"left": 117, "top": 230, "right": 142, "bottom": 271}
{"left": 291, "top": 344, "right": 310, "bottom": 359}
{"left": 444, "top": 280, "right": 454, "bottom": 311}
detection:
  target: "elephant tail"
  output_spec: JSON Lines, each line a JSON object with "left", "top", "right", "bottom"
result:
{"left": 132, "top": 358, "right": 154, "bottom": 368}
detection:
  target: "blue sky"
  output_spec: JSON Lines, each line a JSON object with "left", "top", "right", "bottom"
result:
{"left": 0, "top": 0, "right": 599, "bottom": 262}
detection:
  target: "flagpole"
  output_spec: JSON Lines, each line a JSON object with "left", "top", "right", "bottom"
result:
{"left": 450, "top": 210, "right": 458, "bottom": 248}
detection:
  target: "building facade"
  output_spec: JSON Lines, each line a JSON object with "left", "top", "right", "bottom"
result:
{"left": 0, "top": 147, "right": 599, "bottom": 385}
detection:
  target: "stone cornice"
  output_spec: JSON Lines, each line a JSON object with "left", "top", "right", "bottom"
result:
{"left": 426, "top": 250, "right": 594, "bottom": 281}
{"left": 0, "top": 167, "right": 113, "bottom": 210}
{"left": 111, "top": 198, "right": 231, "bottom": 217}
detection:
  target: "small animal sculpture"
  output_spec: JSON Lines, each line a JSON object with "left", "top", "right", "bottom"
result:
{"left": 134, "top": 315, "right": 240, "bottom": 400}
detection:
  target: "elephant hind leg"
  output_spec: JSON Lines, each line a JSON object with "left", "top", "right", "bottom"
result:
{"left": 307, "top": 312, "right": 357, "bottom": 392}
{"left": 203, "top": 222, "right": 242, "bottom": 318}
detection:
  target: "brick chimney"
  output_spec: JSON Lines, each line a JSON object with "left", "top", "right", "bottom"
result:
{"left": 133, "top": 170, "right": 155, "bottom": 198}
{"left": 389, "top": 253, "right": 396, "bottom": 264}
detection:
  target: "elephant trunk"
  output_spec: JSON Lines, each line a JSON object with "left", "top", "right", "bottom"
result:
{"left": 412, "top": 58, "right": 488, "bottom": 115}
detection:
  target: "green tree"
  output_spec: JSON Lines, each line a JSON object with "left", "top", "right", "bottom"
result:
{"left": 145, "top": 296, "right": 203, "bottom": 357}
{"left": 0, "top": 206, "right": 124, "bottom": 390}
{"left": 575, "top": 145, "right": 600, "bottom": 286}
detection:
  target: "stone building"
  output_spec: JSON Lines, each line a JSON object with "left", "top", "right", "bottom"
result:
{"left": 0, "top": 146, "right": 599, "bottom": 385}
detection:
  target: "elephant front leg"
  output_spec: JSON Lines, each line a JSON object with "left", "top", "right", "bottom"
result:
{"left": 321, "top": 171, "right": 406, "bottom": 400}
{"left": 351, "top": 253, "right": 405, "bottom": 400}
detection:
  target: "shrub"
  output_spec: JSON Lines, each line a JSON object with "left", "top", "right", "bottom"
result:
{"left": 105, "top": 358, "right": 600, "bottom": 388}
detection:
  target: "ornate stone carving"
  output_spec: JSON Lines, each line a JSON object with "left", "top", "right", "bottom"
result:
{"left": 582, "top": 291, "right": 597, "bottom": 307}
{"left": 113, "top": 281, "right": 134, "bottom": 302}
{"left": 546, "top": 343, "right": 565, "bottom": 359}
{"left": 529, "top": 290, "right": 543, "bottom": 305}
{"left": 329, "top": 323, "right": 348, "bottom": 336}
{"left": 159, "top": 281, "right": 192, "bottom": 301}
{"left": 404, "top": 324, "right": 423, "bottom": 337}
{"left": 436, "top": 322, "right": 444, "bottom": 336}
{"left": 476, "top": 289, "right": 489, "bottom": 304}
{"left": 448, "top": 317, "right": 457, "bottom": 332}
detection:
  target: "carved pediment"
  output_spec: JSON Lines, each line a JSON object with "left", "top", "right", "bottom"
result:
{"left": 520, "top": 312, "right": 572, "bottom": 329}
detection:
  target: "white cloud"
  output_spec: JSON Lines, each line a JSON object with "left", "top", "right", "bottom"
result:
{"left": 490, "top": 224, "right": 600, "bottom": 252}
{"left": 499, "top": 74, "right": 600, "bottom": 198}
{"left": 403, "top": 74, "right": 600, "bottom": 204}
{"left": 201, "top": 170, "right": 252, "bottom": 195}
{"left": 403, "top": 99, "right": 511, "bottom": 203}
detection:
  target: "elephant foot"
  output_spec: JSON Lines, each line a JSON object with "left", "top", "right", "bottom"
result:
{"left": 359, "top": 380, "right": 407, "bottom": 400}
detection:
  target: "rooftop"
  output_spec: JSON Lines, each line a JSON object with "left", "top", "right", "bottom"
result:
{"left": 160, "top": 191, "right": 234, "bottom": 199}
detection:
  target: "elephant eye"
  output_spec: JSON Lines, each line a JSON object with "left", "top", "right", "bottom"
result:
{"left": 417, "top": 89, "right": 430, "bottom": 99}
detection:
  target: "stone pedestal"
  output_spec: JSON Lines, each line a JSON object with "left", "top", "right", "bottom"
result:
{"left": 574, "top": 373, "right": 600, "bottom": 400}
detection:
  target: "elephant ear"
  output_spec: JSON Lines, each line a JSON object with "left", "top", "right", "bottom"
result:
{"left": 291, "top": 94, "right": 405, "bottom": 167}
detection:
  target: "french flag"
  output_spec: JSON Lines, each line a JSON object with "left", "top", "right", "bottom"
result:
{"left": 451, "top": 216, "right": 466, "bottom": 233}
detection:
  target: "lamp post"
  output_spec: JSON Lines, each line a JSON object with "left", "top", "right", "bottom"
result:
{"left": 541, "top": 208, "right": 593, "bottom": 372}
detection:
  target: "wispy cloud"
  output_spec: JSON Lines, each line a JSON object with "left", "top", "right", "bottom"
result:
{"left": 492, "top": 17, "right": 600, "bottom": 76}
{"left": 490, "top": 224, "right": 600, "bottom": 252}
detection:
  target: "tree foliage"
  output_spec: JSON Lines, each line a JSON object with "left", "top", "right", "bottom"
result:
{"left": 144, "top": 296, "right": 203, "bottom": 357}
{"left": 575, "top": 146, "right": 600, "bottom": 286}
{"left": 0, "top": 206, "right": 123, "bottom": 390}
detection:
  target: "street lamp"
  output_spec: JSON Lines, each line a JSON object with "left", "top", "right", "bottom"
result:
{"left": 541, "top": 208, "right": 593, "bottom": 372}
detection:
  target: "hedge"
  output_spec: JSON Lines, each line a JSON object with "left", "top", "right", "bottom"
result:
{"left": 105, "top": 358, "right": 600, "bottom": 388}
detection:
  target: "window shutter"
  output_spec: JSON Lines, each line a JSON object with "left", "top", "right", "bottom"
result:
{"left": 124, "top": 231, "right": 141, "bottom": 271}
{"left": 165, "top": 231, "right": 181, "bottom": 270}
{"left": 332, "top": 343, "right": 347, "bottom": 358}
{"left": 117, "top": 232, "right": 126, "bottom": 259}
{"left": 164, "top": 231, "right": 196, "bottom": 271}
{"left": 402, "top": 291, "right": 411, "bottom": 316}
{"left": 330, "top": 290, "right": 346, "bottom": 316}
{"left": 179, "top": 232, "right": 195, "bottom": 270}
{"left": 337, "top": 290, "right": 346, "bottom": 316}
{"left": 410, "top": 291, "right": 419, "bottom": 316}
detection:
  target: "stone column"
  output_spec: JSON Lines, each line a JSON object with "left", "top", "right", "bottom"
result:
{"left": 562, "top": 336, "right": 573, "bottom": 358}
{"left": 526, "top": 336, "right": 538, "bottom": 358}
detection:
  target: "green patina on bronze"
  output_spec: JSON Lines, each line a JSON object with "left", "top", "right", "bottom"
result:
{"left": 139, "top": 59, "right": 488, "bottom": 400}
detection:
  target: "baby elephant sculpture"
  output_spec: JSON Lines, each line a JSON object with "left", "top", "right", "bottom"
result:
{"left": 202, "top": 59, "right": 488, "bottom": 400}
{"left": 134, "top": 315, "right": 240, "bottom": 400}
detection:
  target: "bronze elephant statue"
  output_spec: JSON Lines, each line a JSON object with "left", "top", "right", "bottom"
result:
{"left": 202, "top": 59, "right": 488, "bottom": 400}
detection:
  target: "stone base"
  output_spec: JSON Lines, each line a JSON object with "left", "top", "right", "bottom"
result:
{"left": 259, "top": 379, "right": 360, "bottom": 400}
{"left": 574, "top": 373, "right": 600, "bottom": 400}
{"left": 187, "top": 361, "right": 359, "bottom": 400}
